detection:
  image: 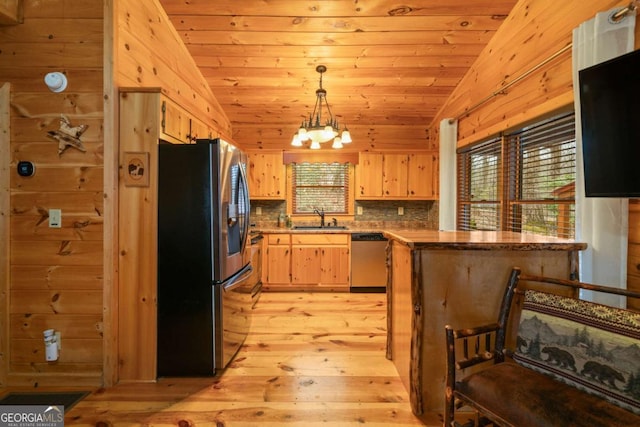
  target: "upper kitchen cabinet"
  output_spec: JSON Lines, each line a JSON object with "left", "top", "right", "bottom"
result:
{"left": 356, "top": 153, "right": 384, "bottom": 198}
{"left": 408, "top": 153, "right": 438, "bottom": 199}
{"left": 356, "top": 152, "right": 438, "bottom": 200}
{"left": 161, "top": 97, "right": 213, "bottom": 144}
{"left": 247, "top": 151, "right": 286, "bottom": 199}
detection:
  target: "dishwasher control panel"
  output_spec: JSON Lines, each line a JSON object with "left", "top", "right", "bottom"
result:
{"left": 351, "top": 232, "right": 387, "bottom": 241}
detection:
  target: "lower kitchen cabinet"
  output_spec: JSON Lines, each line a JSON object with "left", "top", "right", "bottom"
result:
{"left": 263, "top": 233, "right": 350, "bottom": 291}
{"left": 264, "top": 234, "right": 291, "bottom": 285}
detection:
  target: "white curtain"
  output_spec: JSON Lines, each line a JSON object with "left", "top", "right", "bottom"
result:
{"left": 439, "top": 118, "right": 458, "bottom": 230}
{"left": 572, "top": 8, "right": 635, "bottom": 305}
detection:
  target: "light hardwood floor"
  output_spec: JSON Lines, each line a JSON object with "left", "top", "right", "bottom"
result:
{"left": 64, "top": 292, "right": 439, "bottom": 426}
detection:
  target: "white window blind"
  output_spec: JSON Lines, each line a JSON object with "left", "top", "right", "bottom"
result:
{"left": 292, "top": 162, "right": 349, "bottom": 214}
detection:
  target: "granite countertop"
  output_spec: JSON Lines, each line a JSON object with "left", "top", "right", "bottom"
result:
{"left": 383, "top": 230, "right": 587, "bottom": 250}
{"left": 254, "top": 227, "right": 586, "bottom": 251}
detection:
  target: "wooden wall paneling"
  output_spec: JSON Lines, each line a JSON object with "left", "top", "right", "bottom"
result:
{"left": 170, "top": 13, "right": 506, "bottom": 33}
{"left": 22, "top": 0, "right": 102, "bottom": 19}
{"left": 10, "top": 167, "right": 103, "bottom": 192}
{"left": 10, "top": 313, "right": 102, "bottom": 339}
{"left": 1, "top": 0, "right": 105, "bottom": 387}
{"left": 432, "top": 0, "right": 624, "bottom": 146}
{"left": 10, "top": 215, "right": 103, "bottom": 241}
{"left": 0, "top": 83, "right": 10, "bottom": 387}
{"left": 2, "top": 69, "right": 103, "bottom": 94}
{"left": 236, "top": 124, "right": 433, "bottom": 152}
{"left": 161, "top": 0, "right": 517, "bottom": 16}
{"left": 11, "top": 338, "right": 102, "bottom": 364}
{"left": 117, "top": 91, "right": 160, "bottom": 382}
{"left": 10, "top": 191, "right": 103, "bottom": 215}
{"left": 11, "top": 241, "right": 104, "bottom": 266}
{"left": 11, "top": 92, "right": 104, "bottom": 118}
{"left": 0, "top": 17, "right": 102, "bottom": 43}
{"left": 103, "top": 0, "right": 119, "bottom": 387}
{"left": 0, "top": 43, "right": 103, "bottom": 69}
{"left": 116, "top": 0, "right": 231, "bottom": 140}
{"left": 11, "top": 290, "right": 102, "bottom": 315}
{"left": 0, "top": 0, "right": 22, "bottom": 25}
{"left": 10, "top": 265, "right": 103, "bottom": 290}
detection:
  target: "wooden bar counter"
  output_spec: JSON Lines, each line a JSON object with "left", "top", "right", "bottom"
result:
{"left": 382, "top": 230, "right": 586, "bottom": 420}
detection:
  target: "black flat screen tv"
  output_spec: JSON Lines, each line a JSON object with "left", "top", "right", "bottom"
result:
{"left": 578, "top": 49, "right": 640, "bottom": 198}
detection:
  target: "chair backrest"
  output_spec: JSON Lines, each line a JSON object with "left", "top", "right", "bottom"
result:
{"left": 512, "top": 268, "right": 640, "bottom": 414}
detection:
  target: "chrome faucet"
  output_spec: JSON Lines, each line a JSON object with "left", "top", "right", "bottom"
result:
{"left": 313, "top": 207, "right": 325, "bottom": 227}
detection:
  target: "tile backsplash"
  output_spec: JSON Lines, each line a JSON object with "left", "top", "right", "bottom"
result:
{"left": 250, "top": 199, "right": 438, "bottom": 230}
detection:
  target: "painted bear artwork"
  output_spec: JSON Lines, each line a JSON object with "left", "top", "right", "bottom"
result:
{"left": 513, "top": 290, "right": 640, "bottom": 414}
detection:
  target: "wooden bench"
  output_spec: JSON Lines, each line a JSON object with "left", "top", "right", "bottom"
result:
{"left": 444, "top": 267, "right": 640, "bottom": 427}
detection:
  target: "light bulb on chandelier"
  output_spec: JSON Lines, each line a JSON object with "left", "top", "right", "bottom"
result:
{"left": 291, "top": 65, "right": 352, "bottom": 149}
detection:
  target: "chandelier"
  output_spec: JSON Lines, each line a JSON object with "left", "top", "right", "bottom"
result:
{"left": 291, "top": 65, "right": 352, "bottom": 149}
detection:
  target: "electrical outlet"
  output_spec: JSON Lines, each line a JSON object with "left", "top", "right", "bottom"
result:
{"left": 256, "top": 206, "right": 262, "bottom": 215}
{"left": 357, "top": 206, "right": 363, "bottom": 215}
{"left": 398, "top": 206, "right": 404, "bottom": 216}
{"left": 55, "top": 331, "right": 61, "bottom": 350}
{"left": 49, "top": 209, "right": 62, "bottom": 228}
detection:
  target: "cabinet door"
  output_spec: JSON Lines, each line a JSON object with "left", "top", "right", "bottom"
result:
{"left": 189, "top": 117, "right": 211, "bottom": 143}
{"left": 320, "top": 246, "right": 350, "bottom": 286}
{"left": 161, "top": 99, "right": 189, "bottom": 143}
{"left": 355, "top": 153, "right": 384, "bottom": 199}
{"left": 247, "top": 151, "right": 286, "bottom": 199}
{"left": 383, "top": 154, "right": 409, "bottom": 198}
{"left": 408, "top": 153, "right": 437, "bottom": 199}
{"left": 291, "top": 246, "right": 322, "bottom": 284}
{"left": 266, "top": 246, "right": 290, "bottom": 284}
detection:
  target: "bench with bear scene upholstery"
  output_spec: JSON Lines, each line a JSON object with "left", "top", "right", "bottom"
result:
{"left": 444, "top": 267, "right": 640, "bottom": 427}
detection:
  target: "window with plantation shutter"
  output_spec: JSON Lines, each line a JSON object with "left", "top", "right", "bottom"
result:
{"left": 457, "top": 112, "right": 576, "bottom": 238}
{"left": 292, "top": 162, "right": 349, "bottom": 214}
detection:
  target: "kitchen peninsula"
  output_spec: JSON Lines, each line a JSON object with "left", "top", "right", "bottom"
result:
{"left": 383, "top": 230, "right": 587, "bottom": 419}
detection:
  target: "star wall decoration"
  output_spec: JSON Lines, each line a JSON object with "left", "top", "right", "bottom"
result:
{"left": 47, "top": 114, "right": 88, "bottom": 155}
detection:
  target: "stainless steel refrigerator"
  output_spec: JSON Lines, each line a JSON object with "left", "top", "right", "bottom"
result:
{"left": 157, "top": 138, "right": 252, "bottom": 376}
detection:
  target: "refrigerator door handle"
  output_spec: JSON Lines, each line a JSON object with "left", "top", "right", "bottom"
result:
{"left": 223, "top": 265, "right": 253, "bottom": 292}
{"left": 238, "top": 160, "right": 251, "bottom": 254}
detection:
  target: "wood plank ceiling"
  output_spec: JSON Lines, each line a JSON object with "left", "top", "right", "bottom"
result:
{"left": 159, "top": 0, "right": 518, "bottom": 152}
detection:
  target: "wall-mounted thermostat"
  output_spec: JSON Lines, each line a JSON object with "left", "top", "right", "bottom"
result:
{"left": 17, "top": 161, "right": 35, "bottom": 177}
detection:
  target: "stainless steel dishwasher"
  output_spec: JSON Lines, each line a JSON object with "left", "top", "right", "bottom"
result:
{"left": 350, "top": 232, "right": 388, "bottom": 292}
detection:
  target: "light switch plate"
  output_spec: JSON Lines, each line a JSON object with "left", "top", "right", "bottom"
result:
{"left": 357, "top": 206, "right": 363, "bottom": 215}
{"left": 49, "top": 209, "right": 62, "bottom": 228}
{"left": 398, "top": 206, "right": 404, "bottom": 216}
{"left": 256, "top": 206, "right": 262, "bottom": 215}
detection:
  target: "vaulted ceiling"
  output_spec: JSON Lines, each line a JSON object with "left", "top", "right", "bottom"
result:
{"left": 159, "top": 0, "right": 519, "bottom": 151}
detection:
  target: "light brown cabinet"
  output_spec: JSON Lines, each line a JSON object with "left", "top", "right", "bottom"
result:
{"left": 355, "top": 152, "right": 384, "bottom": 198}
{"left": 408, "top": 152, "right": 438, "bottom": 198}
{"left": 161, "top": 97, "right": 213, "bottom": 144}
{"left": 247, "top": 151, "right": 286, "bottom": 199}
{"left": 291, "top": 234, "right": 350, "bottom": 289}
{"left": 263, "top": 233, "right": 350, "bottom": 291}
{"left": 264, "top": 233, "right": 291, "bottom": 285}
{"left": 355, "top": 152, "right": 438, "bottom": 200}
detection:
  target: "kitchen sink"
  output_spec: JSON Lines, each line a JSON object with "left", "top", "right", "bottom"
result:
{"left": 292, "top": 225, "right": 349, "bottom": 230}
